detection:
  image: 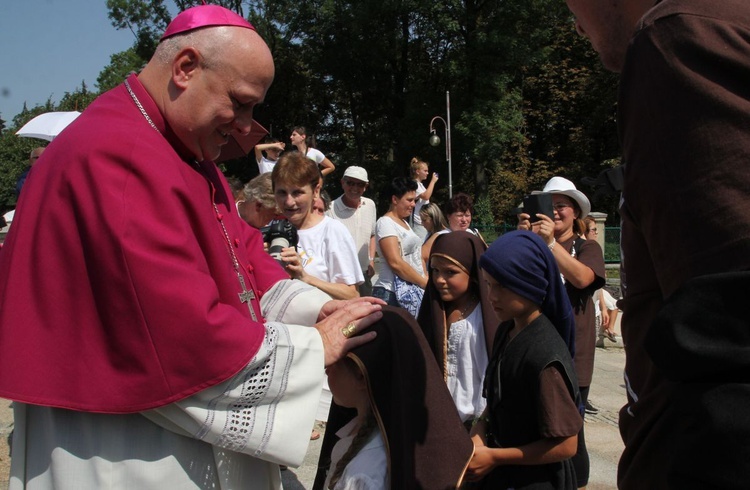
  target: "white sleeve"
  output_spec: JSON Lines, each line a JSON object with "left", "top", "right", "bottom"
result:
{"left": 305, "top": 147, "right": 325, "bottom": 164}
{"left": 141, "top": 280, "right": 332, "bottom": 467}
{"left": 261, "top": 278, "right": 332, "bottom": 326}
{"left": 142, "top": 321, "right": 325, "bottom": 467}
{"left": 375, "top": 217, "right": 399, "bottom": 243}
{"left": 326, "top": 221, "right": 365, "bottom": 285}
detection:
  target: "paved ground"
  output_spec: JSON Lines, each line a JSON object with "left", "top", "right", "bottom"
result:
{"left": 0, "top": 399, "right": 11, "bottom": 488}
{"left": 0, "top": 343, "right": 625, "bottom": 489}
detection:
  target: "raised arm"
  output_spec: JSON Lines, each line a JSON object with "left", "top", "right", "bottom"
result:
{"left": 418, "top": 172, "right": 439, "bottom": 201}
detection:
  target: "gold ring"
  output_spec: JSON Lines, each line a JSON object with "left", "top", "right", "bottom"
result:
{"left": 341, "top": 322, "right": 357, "bottom": 338}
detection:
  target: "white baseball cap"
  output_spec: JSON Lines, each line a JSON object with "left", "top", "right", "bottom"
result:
{"left": 343, "top": 166, "right": 369, "bottom": 183}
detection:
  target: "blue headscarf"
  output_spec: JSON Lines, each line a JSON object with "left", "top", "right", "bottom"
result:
{"left": 479, "top": 230, "right": 576, "bottom": 357}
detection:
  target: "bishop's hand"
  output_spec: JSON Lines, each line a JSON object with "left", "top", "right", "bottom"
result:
{"left": 314, "top": 298, "right": 383, "bottom": 366}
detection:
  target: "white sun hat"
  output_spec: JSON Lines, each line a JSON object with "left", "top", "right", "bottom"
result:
{"left": 532, "top": 176, "right": 591, "bottom": 218}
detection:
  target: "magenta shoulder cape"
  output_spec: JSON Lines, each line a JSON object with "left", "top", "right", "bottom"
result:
{"left": 0, "top": 75, "right": 288, "bottom": 413}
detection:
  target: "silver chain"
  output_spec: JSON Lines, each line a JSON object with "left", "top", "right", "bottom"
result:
{"left": 124, "top": 78, "right": 161, "bottom": 134}
{"left": 124, "top": 77, "right": 258, "bottom": 320}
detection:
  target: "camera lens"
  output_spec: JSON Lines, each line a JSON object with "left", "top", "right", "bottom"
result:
{"left": 268, "top": 237, "right": 290, "bottom": 261}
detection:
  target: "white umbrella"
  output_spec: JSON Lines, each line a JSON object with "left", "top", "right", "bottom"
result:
{"left": 16, "top": 111, "right": 81, "bottom": 141}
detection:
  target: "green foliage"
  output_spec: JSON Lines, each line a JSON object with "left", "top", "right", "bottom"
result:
{"left": 106, "top": 0, "right": 172, "bottom": 59}
{"left": 0, "top": 83, "right": 101, "bottom": 211}
{"left": 57, "top": 81, "right": 99, "bottom": 112}
{"left": 0, "top": 131, "right": 38, "bottom": 212}
{"left": 0, "top": 0, "right": 622, "bottom": 227}
{"left": 473, "top": 194, "right": 494, "bottom": 228}
{"left": 97, "top": 48, "right": 147, "bottom": 92}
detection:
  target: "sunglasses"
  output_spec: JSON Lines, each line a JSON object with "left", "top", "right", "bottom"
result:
{"left": 344, "top": 180, "right": 367, "bottom": 188}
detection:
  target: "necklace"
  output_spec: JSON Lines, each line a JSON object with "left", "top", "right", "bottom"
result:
{"left": 454, "top": 295, "right": 477, "bottom": 321}
{"left": 124, "top": 78, "right": 160, "bottom": 134}
{"left": 124, "top": 77, "right": 259, "bottom": 321}
{"left": 213, "top": 202, "right": 258, "bottom": 321}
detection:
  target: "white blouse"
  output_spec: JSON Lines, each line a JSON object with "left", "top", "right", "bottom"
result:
{"left": 324, "top": 418, "right": 388, "bottom": 490}
{"left": 445, "top": 304, "right": 489, "bottom": 422}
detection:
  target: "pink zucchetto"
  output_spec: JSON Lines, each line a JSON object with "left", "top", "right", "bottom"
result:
{"left": 161, "top": 4, "right": 255, "bottom": 40}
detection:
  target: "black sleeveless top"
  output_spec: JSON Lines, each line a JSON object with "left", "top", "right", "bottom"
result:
{"left": 480, "top": 315, "right": 580, "bottom": 490}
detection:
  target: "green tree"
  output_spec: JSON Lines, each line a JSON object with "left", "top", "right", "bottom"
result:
{"left": 97, "top": 48, "right": 147, "bottom": 92}
{"left": 96, "top": 0, "right": 620, "bottom": 221}
{"left": 57, "top": 82, "right": 99, "bottom": 112}
{"left": 106, "top": 0, "right": 173, "bottom": 60}
{"left": 0, "top": 125, "right": 42, "bottom": 211}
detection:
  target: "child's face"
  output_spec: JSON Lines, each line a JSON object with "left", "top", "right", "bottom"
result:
{"left": 266, "top": 148, "right": 281, "bottom": 160}
{"left": 430, "top": 255, "right": 471, "bottom": 304}
{"left": 326, "top": 358, "right": 366, "bottom": 409}
{"left": 482, "top": 270, "right": 536, "bottom": 323}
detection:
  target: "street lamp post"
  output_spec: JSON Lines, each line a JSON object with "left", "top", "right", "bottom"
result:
{"left": 429, "top": 91, "right": 452, "bottom": 198}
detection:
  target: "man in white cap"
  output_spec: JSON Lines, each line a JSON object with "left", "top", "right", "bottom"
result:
{"left": 563, "top": 1, "right": 750, "bottom": 487}
{"left": 0, "top": 5, "right": 382, "bottom": 489}
{"left": 327, "top": 166, "right": 377, "bottom": 296}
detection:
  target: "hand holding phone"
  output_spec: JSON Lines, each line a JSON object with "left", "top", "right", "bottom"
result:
{"left": 523, "top": 192, "right": 554, "bottom": 223}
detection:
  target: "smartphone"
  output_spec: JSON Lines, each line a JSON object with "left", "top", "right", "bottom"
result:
{"left": 523, "top": 192, "right": 554, "bottom": 222}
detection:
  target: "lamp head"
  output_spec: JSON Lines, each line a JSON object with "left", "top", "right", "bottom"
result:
{"left": 429, "top": 134, "right": 441, "bottom": 147}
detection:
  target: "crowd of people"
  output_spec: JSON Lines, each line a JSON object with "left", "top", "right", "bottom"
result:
{"left": 164, "top": 120, "right": 613, "bottom": 488}
{"left": 2, "top": 1, "right": 749, "bottom": 489}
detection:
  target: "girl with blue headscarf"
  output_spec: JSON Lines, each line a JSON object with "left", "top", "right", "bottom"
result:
{"left": 466, "top": 231, "right": 582, "bottom": 489}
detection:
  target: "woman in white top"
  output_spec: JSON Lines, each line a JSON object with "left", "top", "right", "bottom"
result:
{"left": 272, "top": 153, "right": 363, "bottom": 300}
{"left": 417, "top": 231, "right": 498, "bottom": 425}
{"left": 290, "top": 126, "right": 336, "bottom": 177}
{"left": 273, "top": 153, "right": 364, "bottom": 428}
{"left": 409, "top": 157, "right": 439, "bottom": 241}
{"left": 372, "top": 177, "right": 427, "bottom": 306}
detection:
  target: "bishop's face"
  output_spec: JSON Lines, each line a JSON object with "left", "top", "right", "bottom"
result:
{"left": 175, "top": 27, "right": 275, "bottom": 162}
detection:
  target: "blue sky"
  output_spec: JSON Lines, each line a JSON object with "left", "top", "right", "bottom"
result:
{"left": 0, "top": 1, "right": 137, "bottom": 122}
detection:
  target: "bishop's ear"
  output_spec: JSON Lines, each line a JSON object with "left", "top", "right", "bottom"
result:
{"left": 172, "top": 47, "right": 203, "bottom": 88}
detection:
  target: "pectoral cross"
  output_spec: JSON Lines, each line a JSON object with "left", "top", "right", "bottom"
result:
{"left": 237, "top": 273, "right": 258, "bottom": 321}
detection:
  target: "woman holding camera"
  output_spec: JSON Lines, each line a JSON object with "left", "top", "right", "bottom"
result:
{"left": 272, "top": 153, "right": 363, "bottom": 300}
{"left": 518, "top": 176, "right": 605, "bottom": 490}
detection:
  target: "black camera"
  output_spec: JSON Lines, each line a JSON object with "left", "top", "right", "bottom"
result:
{"left": 523, "top": 192, "right": 554, "bottom": 222}
{"left": 511, "top": 192, "right": 555, "bottom": 222}
{"left": 261, "top": 219, "right": 299, "bottom": 262}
